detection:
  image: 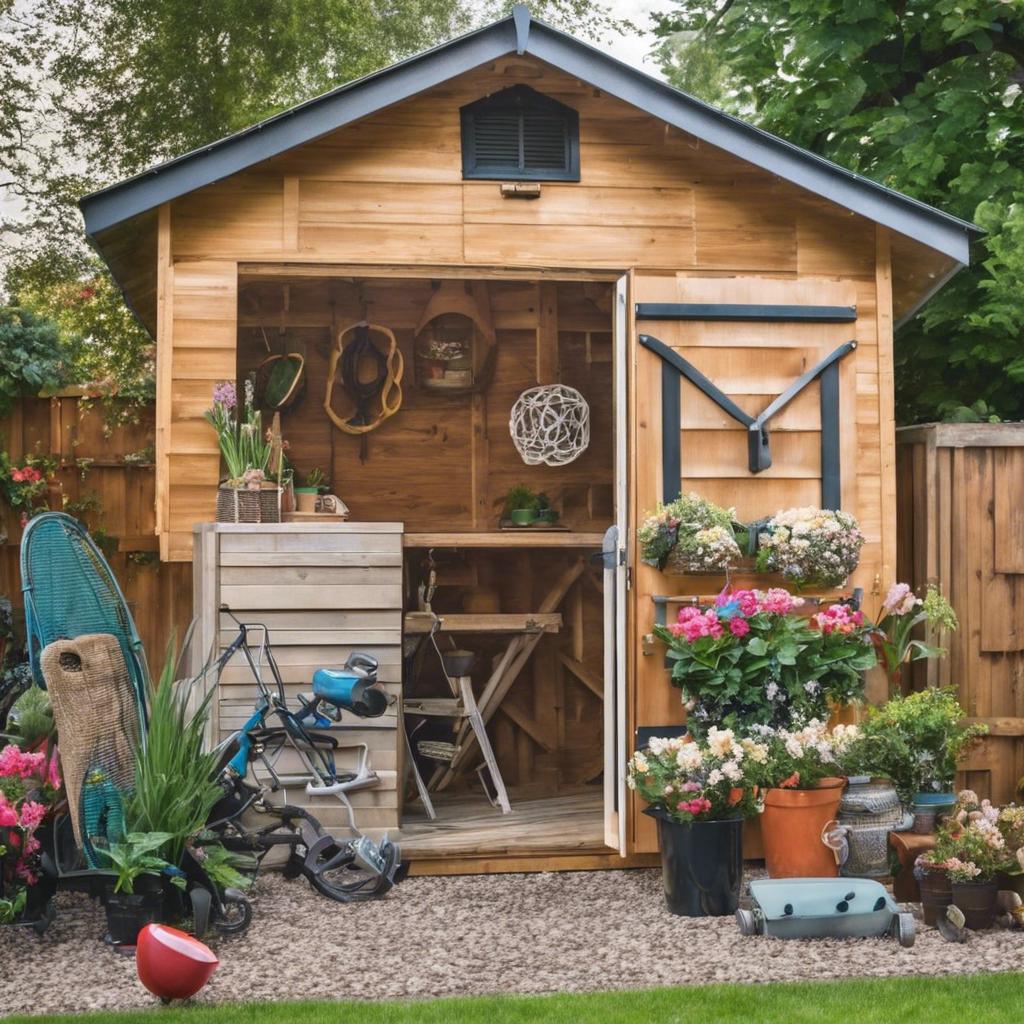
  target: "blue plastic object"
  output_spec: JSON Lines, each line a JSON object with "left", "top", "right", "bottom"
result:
{"left": 313, "top": 669, "right": 370, "bottom": 710}
{"left": 737, "top": 878, "right": 914, "bottom": 946}
{"left": 20, "top": 512, "right": 150, "bottom": 734}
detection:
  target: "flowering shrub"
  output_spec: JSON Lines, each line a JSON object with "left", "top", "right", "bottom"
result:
{"left": 638, "top": 493, "right": 741, "bottom": 572}
{"left": 0, "top": 742, "right": 62, "bottom": 918}
{"left": 0, "top": 451, "right": 55, "bottom": 529}
{"left": 840, "top": 688, "right": 985, "bottom": 804}
{"left": 756, "top": 507, "right": 864, "bottom": 588}
{"left": 871, "top": 582, "right": 958, "bottom": 694}
{"left": 924, "top": 791, "right": 1015, "bottom": 882}
{"left": 627, "top": 727, "right": 768, "bottom": 822}
{"left": 654, "top": 587, "right": 875, "bottom": 736}
{"left": 755, "top": 719, "right": 860, "bottom": 790}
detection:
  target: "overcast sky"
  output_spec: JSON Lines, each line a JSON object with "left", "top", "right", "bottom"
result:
{"left": 605, "top": 0, "right": 664, "bottom": 78}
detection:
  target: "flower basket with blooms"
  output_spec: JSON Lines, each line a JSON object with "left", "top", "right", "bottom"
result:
{"left": 653, "top": 587, "right": 875, "bottom": 737}
{"left": 628, "top": 728, "right": 768, "bottom": 916}
{"left": 638, "top": 492, "right": 741, "bottom": 573}
{"left": 756, "top": 507, "right": 864, "bottom": 588}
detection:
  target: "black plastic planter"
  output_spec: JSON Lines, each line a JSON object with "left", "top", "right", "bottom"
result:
{"left": 105, "top": 891, "right": 162, "bottom": 946}
{"left": 645, "top": 808, "right": 744, "bottom": 917}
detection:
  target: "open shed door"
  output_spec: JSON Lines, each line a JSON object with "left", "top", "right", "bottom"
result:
{"left": 629, "top": 273, "right": 861, "bottom": 852}
{"left": 603, "top": 274, "right": 630, "bottom": 855}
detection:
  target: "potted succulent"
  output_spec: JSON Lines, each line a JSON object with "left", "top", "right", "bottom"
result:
{"left": 653, "top": 588, "right": 875, "bottom": 738}
{"left": 503, "top": 484, "right": 539, "bottom": 526}
{"left": 102, "top": 831, "right": 183, "bottom": 945}
{"left": 757, "top": 720, "right": 860, "bottom": 878}
{"left": 756, "top": 507, "right": 864, "bottom": 588}
{"left": 535, "top": 492, "right": 559, "bottom": 526}
{"left": 294, "top": 467, "right": 328, "bottom": 513}
{"left": 638, "top": 493, "right": 741, "bottom": 574}
{"left": 628, "top": 728, "right": 768, "bottom": 916}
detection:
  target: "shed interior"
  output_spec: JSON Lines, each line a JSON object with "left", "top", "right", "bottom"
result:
{"left": 235, "top": 272, "right": 616, "bottom": 862}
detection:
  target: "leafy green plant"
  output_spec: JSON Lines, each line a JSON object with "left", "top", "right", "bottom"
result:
{"left": 843, "top": 688, "right": 987, "bottom": 804}
{"left": 188, "top": 838, "right": 257, "bottom": 891}
{"left": 0, "top": 307, "right": 74, "bottom": 418}
{"left": 124, "top": 641, "right": 221, "bottom": 867}
{"left": 637, "top": 493, "right": 740, "bottom": 572}
{"left": 871, "top": 584, "right": 958, "bottom": 695}
{"left": 4, "top": 683, "right": 54, "bottom": 748}
{"left": 306, "top": 467, "right": 328, "bottom": 492}
{"left": 0, "top": 887, "right": 27, "bottom": 925}
{"left": 503, "top": 484, "right": 539, "bottom": 517}
{"left": 104, "top": 831, "right": 182, "bottom": 894}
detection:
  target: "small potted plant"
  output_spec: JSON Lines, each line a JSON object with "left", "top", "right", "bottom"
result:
{"left": 926, "top": 792, "right": 1013, "bottom": 930}
{"left": 757, "top": 720, "right": 860, "bottom": 878}
{"left": 102, "top": 831, "right": 183, "bottom": 946}
{"left": 756, "top": 507, "right": 864, "bottom": 588}
{"left": 535, "top": 493, "right": 559, "bottom": 526}
{"left": 503, "top": 484, "right": 539, "bottom": 526}
{"left": 628, "top": 728, "right": 768, "bottom": 916}
{"left": 294, "top": 467, "right": 328, "bottom": 513}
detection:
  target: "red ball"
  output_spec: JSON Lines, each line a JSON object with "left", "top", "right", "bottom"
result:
{"left": 136, "top": 924, "right": 219, "bottom": 1001}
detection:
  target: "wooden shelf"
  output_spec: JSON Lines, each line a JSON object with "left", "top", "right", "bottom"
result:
{"left": 404, "top": 612, "right": 562, "bottom": 635}
{"left": 403, "top": 531, "right": 604, "bottom": 549}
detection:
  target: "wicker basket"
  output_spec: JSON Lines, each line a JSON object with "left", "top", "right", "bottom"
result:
{"left": 216, "top": 486, "right": 261, "bottom": 524}
{"left": 258, "top": 485, "right": 282, "bottom": 524}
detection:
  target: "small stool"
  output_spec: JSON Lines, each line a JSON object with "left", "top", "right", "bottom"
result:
{"left": 889, "top": 831, "right": 937, "bottom": 903}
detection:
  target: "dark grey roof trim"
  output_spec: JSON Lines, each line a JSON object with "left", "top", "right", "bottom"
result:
{"left": 80, "top": 5, "right": 979, "bottom": 268}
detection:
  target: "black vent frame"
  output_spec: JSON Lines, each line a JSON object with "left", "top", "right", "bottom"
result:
{"left": 460, "top": 85, "right": 580, "bottom": 182}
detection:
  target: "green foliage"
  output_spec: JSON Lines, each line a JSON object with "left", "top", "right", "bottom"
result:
{"left": 637, "top": 492, "right": 740, "bottom": 571}
{"left": 844, "top": 687, "right": 986, "bottom": 802}
{"left": 504, "top": 484, "right": 539, "bottom": 515}
{"left": 124, "top": 642, "right": 221, "bottom": 867}
{"left": 652, "top": 0, "right": 1024, "bottom": 423}
{"left": 305, "top": 467, "right": 328, "bottom": 492}
{"left": 0, "top": 886, "right": 26, "bottom": 925}
{"left": 189, "top": 837, "right": 257, "bottom": 892}
{"left": 4, "top": 685, "right": 54, "bottom": 748}
{"left": 102, "top": 831, "right": 180, "bottom": 894}
{"left": 0, "top": 307, "right": 74, "bottom": 417}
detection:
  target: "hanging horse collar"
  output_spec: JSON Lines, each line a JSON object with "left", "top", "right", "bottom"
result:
{"left": 636, "top": 302, "right": 858, "bottom": 508}
{"left": 324, "top": 321, "right": 404, "bottom": 435}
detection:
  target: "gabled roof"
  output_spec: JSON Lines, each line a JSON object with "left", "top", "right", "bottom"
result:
{"left": 79, "top": 5, "right": 980, "bottom": 267}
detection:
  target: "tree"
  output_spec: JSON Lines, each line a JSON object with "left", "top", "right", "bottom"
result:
{"left": 652, "top": 0, "right": 1024, "bottom": 423}
{"left": 0, "top": 305, "right": 76, "bottom": 416}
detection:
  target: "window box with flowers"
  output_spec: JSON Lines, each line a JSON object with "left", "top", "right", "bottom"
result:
{"left": 628, "top": 728, "right": 768, "bottom": 916}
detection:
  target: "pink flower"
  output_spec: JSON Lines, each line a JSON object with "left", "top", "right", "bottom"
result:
{"left": 760, "top": 588, "right": 798, "bottom": 615}
{"left": 19, "top": 801, "right": 46, "bottom": 831}
{"left": 0, "top": 794, "right": 17, "bottom": 827}
{"left": 44, "top": 750, "right": 61, "bottom": 790}
{"left": 729, "top": 617, "right": 750, "bottom": 638}
{"left": 0, "top": 744, "right": 45, "bottom": 780}
{"left": 680, "top": 781, "right": 701, "bottom": 792}
{"left": 212, "top": 380, "right": 237, "bottom": 410}
{"left": 883, "top": 582, "right": 920, "bottom": 617}
{"left": 734, "top": 589, "right": 760, "bottom": 616}
{"left": 677, "top": 606, "right": 702, "bottom": 624}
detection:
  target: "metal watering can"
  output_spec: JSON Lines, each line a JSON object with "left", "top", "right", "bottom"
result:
{"left": 822, "top": 777, "right": 913, "bottom": 878}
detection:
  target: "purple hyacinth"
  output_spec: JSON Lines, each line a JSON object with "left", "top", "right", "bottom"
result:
{"left": 213, "top": 380, "right": 237, "bottom": 410}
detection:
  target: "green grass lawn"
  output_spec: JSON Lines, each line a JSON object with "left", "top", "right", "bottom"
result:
{"left": 9, "top": 974, "right": 1023, "bottom": 1024}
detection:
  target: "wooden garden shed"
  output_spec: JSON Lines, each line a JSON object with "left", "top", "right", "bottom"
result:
{"left": 79, "top": 7, "right": 977, "bottom": 873}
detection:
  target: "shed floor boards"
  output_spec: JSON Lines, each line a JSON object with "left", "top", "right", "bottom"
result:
{"left": 396, "top": 787, "right": 607, "bottom": 859}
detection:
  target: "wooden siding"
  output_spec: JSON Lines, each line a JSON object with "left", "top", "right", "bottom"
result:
{"left": 157, "top": 55, "right": 896, "bottom": 560}
{"left": 896, "top": 423, "right": 1024, "bottom": 805}
{"left": 194, "top": 523, "right": 404, "bottom": 835}
{"left": 628, "top": 228, "right": 897, "bottom": 854}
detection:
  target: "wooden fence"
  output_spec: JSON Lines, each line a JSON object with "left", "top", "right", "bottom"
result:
{"left": 897, "top": 422, "right": 1024, "bottom": 804}
{"left": 0, "top": 393, "right": 192, "bottom": 666}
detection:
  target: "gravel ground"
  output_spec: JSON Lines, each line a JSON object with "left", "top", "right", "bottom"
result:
{"left": 3, "top": 869, "right": 1023, "bottom": 1018}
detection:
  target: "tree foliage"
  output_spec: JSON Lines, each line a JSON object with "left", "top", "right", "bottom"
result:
{"left": 652, "top": 0, "right": 1024, "bottom": 423}
{"left": 0, "top": 305, "right": 76, "bottom": 416}
{"left": 1, "top": 0, "right": 622, "bottom": 396}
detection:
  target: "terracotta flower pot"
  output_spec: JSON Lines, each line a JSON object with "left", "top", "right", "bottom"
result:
{"left": 761, "top": 777, "right": 845, "bottom": 878}
{"left": 919, "top": 868, "right": 953, "bottom": 926}
{"left": 952, "top": 879, "right": 999, "bottom": 930}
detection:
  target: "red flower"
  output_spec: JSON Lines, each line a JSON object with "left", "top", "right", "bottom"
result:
{"left": 779, "top": 772, "right": 801, "bottom": 789}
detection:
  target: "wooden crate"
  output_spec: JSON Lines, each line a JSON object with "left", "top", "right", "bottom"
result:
{"left": 193, "top": 522, "right": 404, "bottom": 834}
{"left": 896, "top": 423, "right": 1024, "bottom": 804}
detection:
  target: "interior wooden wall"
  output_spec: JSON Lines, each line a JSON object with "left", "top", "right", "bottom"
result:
{"left": 236, "top": 277, "right": 613, "bottom": 531}
{"left": 897, "top": 423, "right": 1024, "bottom": 805}
{"left": 0, "top": 394, "right": 192, "bottom": 666}
{"left": 154, "top": 52, "right": 916, "bottom": 562}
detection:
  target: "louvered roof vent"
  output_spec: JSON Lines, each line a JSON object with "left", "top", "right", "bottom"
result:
{"left": 460, "top": 85, "right": 579, "bottom": 181}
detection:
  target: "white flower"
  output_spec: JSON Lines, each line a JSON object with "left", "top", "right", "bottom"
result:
{"left": 707, "top": 726, "right": 736, "bottom": 759}
{"left": 632, "top": 753, "right": 649, "bottom": 774}
{"left": 741, "top": 738, "right": 769, "bottom": 764}
{"left": 722, "top": 760, "right": 743, "bottom": 782}
{"left": 785, "top": 736, "right": 804, "bottom": 759}
{"left": 707, "top": 768, "right": 724, "bottom": 786}
{"left": 803, "top": 680, "right": 820, "bottom": 695}
{"left": 765, "top": 681, "right": 779, "bottom": 701}
{"left": 676, "top": 745, "right": 702, "bottom": 772}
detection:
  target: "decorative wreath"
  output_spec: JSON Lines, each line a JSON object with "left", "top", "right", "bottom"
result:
{"left": 509, "top": 384, "right": 590, "bottom": 467}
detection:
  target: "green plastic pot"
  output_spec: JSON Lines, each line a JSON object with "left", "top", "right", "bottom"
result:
{"left": 510, "top": 509, "right": 536, "bottom": 526}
